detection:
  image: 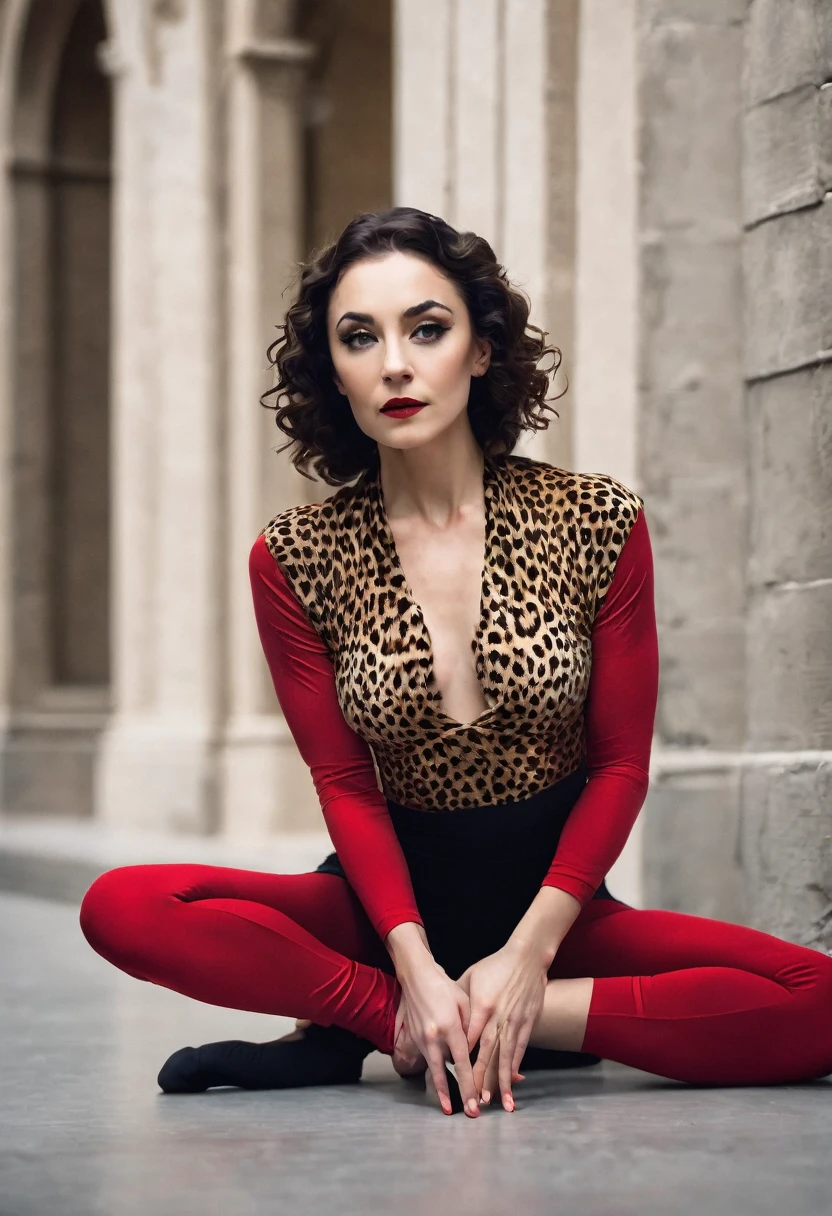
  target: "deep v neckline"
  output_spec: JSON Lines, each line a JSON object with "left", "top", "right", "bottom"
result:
{"left": 365, "top": 453, "right": 500, "bottom": 730}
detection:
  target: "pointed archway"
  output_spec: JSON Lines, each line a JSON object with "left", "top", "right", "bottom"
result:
{"left": 1, "top": 0, "right": 112, "bottom": 815}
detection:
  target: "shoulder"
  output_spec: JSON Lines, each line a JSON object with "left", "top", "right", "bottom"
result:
{"left": 252, "top": 481, "right": 364, "bottom": 653}
{"left": 504, "top": 454, "right": 644, "bottom": 522}
{"left": 504, "top": 455, "right": 646, "bottom": 621}
{"left": 256, "top": 478, "right": 362, "bottom": 568}
{"left": 257, "top": 500, "right": 326, "bottom": 567}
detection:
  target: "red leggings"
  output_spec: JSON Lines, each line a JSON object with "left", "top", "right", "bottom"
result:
{"left": 79, "top": 863, "right": 832, "bottom": 1086}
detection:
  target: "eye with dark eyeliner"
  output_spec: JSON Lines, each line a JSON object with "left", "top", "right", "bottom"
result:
{"left": 338, "top": 321, "right": 449, "bottom": 350}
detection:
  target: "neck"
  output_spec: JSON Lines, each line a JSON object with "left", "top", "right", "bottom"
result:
{"left": 376, "top": 428, "right": 487, "bottom": 529}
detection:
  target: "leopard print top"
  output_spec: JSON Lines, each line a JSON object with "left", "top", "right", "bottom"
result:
{"left": 259, "top": 452, "right": 643, "bottom": 812}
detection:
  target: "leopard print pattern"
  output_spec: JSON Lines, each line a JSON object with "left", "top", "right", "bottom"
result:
{"left": 260, "top": 452, "right": 644, "bottom": 812}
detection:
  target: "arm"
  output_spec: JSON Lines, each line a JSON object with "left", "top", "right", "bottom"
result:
{"left": 249, "top": 533, "right": 427, "bottom": 949}
{"left": 510, "top": 507, "right": 659, "bottom": 961}
{"left": 251, "top": 534, "right": 483, "bottom": 1113}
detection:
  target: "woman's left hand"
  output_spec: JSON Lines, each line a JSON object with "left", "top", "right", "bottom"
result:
{"left": 456, "top": 939, "right": 551, "bottom": 1111}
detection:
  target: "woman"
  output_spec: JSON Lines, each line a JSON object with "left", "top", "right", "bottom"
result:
{"left": 80, "top": 207, "right": 832, "bottom": 1119}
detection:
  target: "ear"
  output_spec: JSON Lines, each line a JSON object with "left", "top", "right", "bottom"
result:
{"left": 473, "top": 337, "right": 492, "bottom": 377}
{"left": 332, "top": 370, "right": 346, "bottom": 396}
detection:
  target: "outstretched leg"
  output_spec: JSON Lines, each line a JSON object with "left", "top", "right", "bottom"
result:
{"left": 530, "top": 900, "right": 832, "bottom": 1086}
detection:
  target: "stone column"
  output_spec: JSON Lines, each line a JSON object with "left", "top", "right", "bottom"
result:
{"left": 95, "top": 0, "right": 225, "bottom": 832}
{"left": 739, "top": 0, "right": 832, "bottom": 946}
{"left": 572, "top": 0, "right": 644, "bottom": 905}
{"left": 545, "top": 0, "right": 579, "bottom": 472}
{"left": 637, "top": 1, "right": 749, "bottom": 921}
{"left": 218, "top": 5, "right": 320, "bottom": 836}
{"left": 573, "top": 0, "right": 638, "bottom": 483}
{"left": 393, "top": 0, "right": 565, "bottom": 466}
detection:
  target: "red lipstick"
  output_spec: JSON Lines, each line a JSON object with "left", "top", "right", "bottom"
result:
{"left": 380, "top": 397, "right": 428, "bottom": 418}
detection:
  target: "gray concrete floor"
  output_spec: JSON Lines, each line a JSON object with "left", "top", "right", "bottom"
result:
{"left": 3, "top": 890, "right": 832, "bottom": 1216}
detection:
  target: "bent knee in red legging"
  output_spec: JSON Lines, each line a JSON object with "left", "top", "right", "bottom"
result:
{"left": 80, "top": 863, "right": 390, "bottom": 975}
{"left": 80, "top": 864, "right": 170, "bottom": 980}
{"left": 78, "top": 863, "right": 400, "bottom": 1051}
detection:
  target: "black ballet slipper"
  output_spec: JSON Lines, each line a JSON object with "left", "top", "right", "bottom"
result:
{"left": 519, "top": 1046, "right": 601, "bottom": 1071}
{"left": 157, "top": 1023, "right": 376, "bottom": 1094}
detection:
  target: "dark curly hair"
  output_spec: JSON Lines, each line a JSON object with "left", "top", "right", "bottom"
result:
{"left": 260, "top": 206, "right": 567, "bottom": 486}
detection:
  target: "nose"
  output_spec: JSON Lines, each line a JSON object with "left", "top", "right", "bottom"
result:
{"left": 380, "top": 333, "right": 413, "bottom": 382}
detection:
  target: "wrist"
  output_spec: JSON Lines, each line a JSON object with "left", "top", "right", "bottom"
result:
{"left": 384, "top": 920, "right": 435, "bottom": 975}
{"left": 509, "top": 885, "right": 581, "bottom": 966}
{"left": 505, "top": 930, "right": 557, "bottom": 971}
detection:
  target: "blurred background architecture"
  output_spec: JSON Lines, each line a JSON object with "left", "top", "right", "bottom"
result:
{"left": 0, "top": 0, "right": 829, "bottom": 941}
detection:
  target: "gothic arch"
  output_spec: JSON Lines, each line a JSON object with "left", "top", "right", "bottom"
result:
{"left": 0, "top": 0, "right": 113, "bottom": 813}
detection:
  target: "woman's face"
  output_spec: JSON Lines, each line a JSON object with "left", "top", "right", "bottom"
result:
{"left": 327, "top": 250, "right": 491, "bottom": 453}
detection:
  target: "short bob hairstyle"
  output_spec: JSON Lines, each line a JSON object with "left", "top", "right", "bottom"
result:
{"left": 260, "top": 206, "right": 566, "bottom": 487}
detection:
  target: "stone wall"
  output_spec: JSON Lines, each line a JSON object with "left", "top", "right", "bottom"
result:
{"left": 739, "top": 0, "right": 832, "bottom": 946}
{"left": 638, "top": 0, "right": 749, "bottom": 923}
{"left": 640, "top": 0, "right": 832, "bottom": 946}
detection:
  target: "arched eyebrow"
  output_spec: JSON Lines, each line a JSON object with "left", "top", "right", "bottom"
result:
{"left": 335, "top": 300, "right": 454, "bottom": 328}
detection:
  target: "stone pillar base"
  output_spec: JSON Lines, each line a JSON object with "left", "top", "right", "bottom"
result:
{"left": 219, "top": 714, "right": 322, "bottom": 838}
{"left": 94, "top": 715, "right": 218, "bottom": 834}
{"left": 741, "top": 761, "right": 832, "bottom": 949}
{"left": 0, "top": 704, "right": 107, "bottom": 817}
{"left": 643, "top": 763, "right": 747, "bottom": 924}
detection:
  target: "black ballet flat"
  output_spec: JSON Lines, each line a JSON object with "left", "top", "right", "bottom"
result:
{"left": 157, "top": 1023, "right": 376, "bottom": 1094}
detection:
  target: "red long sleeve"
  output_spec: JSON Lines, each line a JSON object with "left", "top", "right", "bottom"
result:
{"left": 542, "top": 508, "right": 659, "bottom": 904}
{"left": 249, "top": 534, "right": 425, "bottom": 942}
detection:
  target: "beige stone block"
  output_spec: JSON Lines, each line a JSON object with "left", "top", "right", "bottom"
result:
{"left": 743, "top": 203, "right": 832, "bottom": 380}
{"left": 572, "top": 0, "right": 635, "bottom": 479}
{"left": 643, "top": 767, "right": 747, "bottom": 922}
{"left": 740, "top": 761, "right": 832, "bottom": 947}
{"left": 640, "top": 21, "right": 742, "bottom": 235}
{"left": 640, "top": 0, "right": 747, "bottom": 23}
{"left": 659, "top": 621, "right": 747, "bottom": 749}
{"left": 641, "top": 385, "right": 745, "bottom": 485}
{"left": 639, "top": 238, "right": 743, "bottom": 407}
{"left": 747, "top": 583, "right": 832, "bottom": 750}
{"left": 220, "top": 724, "right": 326, "bottom": 836}
{"left": 744, "top": 0, "right": 832, "bottom": 107}
{"left": 649, "top": 480, "right": 747, "bottom": 625}
{"left": 744, "top": 85, "right": 829, "bottom": 225}
{"left": 2, "top": 726, "right": 98, "bottom": 816}
{"left": 95, "top": 718, "right": 219, "bottom": 835}
{"left": 748, "top": 364, "right": 832, "bottom": 586}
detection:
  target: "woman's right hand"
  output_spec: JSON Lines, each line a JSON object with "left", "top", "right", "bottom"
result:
{"left": 394, "top": 957, "right": 480, "bottom": 1117}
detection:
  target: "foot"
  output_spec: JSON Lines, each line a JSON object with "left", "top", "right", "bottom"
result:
{"left": 391, "top": 990, "right": 427, "bottom": 1078}
{"left": 157, "top": 1022, "right": 376, "bottom": 1094}
{"left": 518, "top": 1046, "right": 602, "bottom": 1071}
{"left": 391, "top": 1023, "right": 427, "bottom": 1078}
